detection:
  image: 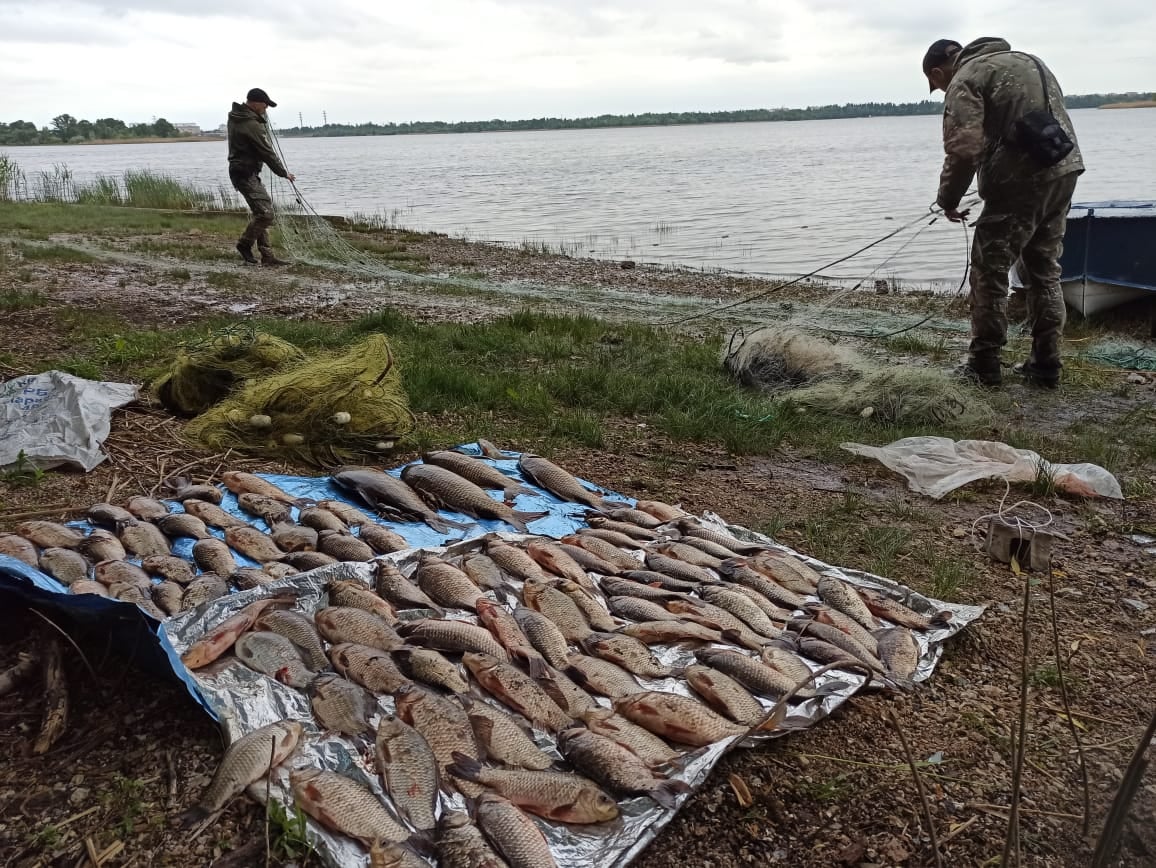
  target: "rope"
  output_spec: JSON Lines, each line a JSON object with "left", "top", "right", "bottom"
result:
{"left": 969, "top": 478, "right": 1055, "bottom": 552}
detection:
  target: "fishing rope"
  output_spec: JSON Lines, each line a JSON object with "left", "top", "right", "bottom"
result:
{"left": 968, "top": 477, "right": 1055, "bottom": 554}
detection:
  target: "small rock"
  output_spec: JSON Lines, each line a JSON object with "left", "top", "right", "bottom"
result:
{"left": 619, "top": 260, "right": 636, "bottom": 270}
{"left": 1126, "top": 373, "right": 1147, "bottom": 385}
{"left": 952, "top": 526, "right": 967, "bottom": 539}
{"left": 1140, "top": 627, "right": 1156, "bottom": 637}
{"left": 860, "top": 406, "right": 874, "bottom": 418}
{"left": 1121, "top": 598, "right": 1150, "bottom": 613}
{"left": 69, "top": 787, "right": 89, "bottom": 805}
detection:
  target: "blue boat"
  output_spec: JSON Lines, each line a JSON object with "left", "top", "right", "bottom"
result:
{"left": 1054, "top": 201, "right": 1156, "bottom": 316}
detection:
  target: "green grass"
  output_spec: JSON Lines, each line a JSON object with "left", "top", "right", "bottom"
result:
{"left": 0, "top": 287, "right": 47, "bottom": 310}
{"left": 267, "top": 798, "right": 316, "bottom": 863}
{"left": 0, "top": 201, "right": 239, "bottom": 240}
{"left": 882, "top": 331, "right": 949, "bottom": 359}
{"left": 928, "top": 555, "right": 974, "bottom": 602}
{"left": 0, "top": 451, "right": 47, "bottom": 487}
{"left": 10, "top": 242, "right": 97, "bottom": 263}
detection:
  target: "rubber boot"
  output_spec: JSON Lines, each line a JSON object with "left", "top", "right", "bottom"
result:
{"left": 1015, "top": 340, "right": 1062, "bottom": 389}
{"left": 952, "top": 355, "right": 1002, "bottom": 388}
{"left": 236, "top": 239, "right": 258, "bottom": 265}
{"left": 260, "top": 250, "right": 290, "bottom": 267}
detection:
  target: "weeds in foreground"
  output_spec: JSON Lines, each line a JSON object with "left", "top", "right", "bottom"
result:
{"left": 1, "top": 451, "right": 46, "bottom": 488}
{"left": 266, "top": 798, "right": 315, "bottom": 864}
{"left": 929, "top": 555, "right": 974, "bottom": 602}
{"left": 0, "top": 287, "right": 47, "bottom": 311}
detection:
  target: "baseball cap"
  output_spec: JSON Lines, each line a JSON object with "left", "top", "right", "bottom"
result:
{"left": 246, "top": 87, "right": 277, "bottom": 107}
{"left": 922, "top": 40, "right": 962, "bottom": 91}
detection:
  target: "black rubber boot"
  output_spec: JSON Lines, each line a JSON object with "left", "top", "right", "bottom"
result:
{"left": 260, "top": 251, "right": 290, "bottom": 267}
{"left": 952, "top": 357, "right": 1002, "bottom": 388}
{"left": 236, "top": 240, "right": 258, "bottom": 265}
{"left": 1014, "top": 360, "right": 1061, "bottom": 389}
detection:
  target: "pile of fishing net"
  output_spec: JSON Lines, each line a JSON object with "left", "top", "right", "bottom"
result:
{"left": 724, "top": 325, "right": 993, "bottom": 428}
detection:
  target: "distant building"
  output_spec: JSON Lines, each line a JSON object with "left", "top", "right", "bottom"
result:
{"left": 175, "top": 123, "right": 202, "bottom": 136}
{"left": 215, "top": 124, "right": 227, "bottom": 136}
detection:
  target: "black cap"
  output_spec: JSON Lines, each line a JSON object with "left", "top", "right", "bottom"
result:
{"left": 246, "top": 87, "right": 277, "bottom": 108}
{"left": 922, "top": 40, "right": 962, "bottom": 91}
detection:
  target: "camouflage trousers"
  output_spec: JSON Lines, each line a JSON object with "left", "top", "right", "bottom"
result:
{"left": 230, "top": 170, "right": 275, "bottom": 253}
{"left": 967, "top": 172, "right": 1079, "bottom": 372}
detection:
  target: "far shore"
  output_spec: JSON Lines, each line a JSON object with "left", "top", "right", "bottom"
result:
{"left": 1099, "top": 100, "right": 1156, "bottom": 110}
{"left": 2, "top": 136, "right": 224, "bottom": 147}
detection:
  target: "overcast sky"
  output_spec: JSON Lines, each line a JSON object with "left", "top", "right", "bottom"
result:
{"left": 2, "top": 0, "right": 1153, "bottom": 128}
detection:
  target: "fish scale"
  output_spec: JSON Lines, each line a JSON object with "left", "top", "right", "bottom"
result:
{"left": 685, "top": 663, "right": 768, "bottom": 726}
{"left": 394, "top": 648, "right": 470, "bottom": 694}
{"left": 557, "top": 726, "right": 690, "bottom": 809}
{"left": 290, "top": 768, "right": 412, "bottom": 847}
{"left": 876, "top": 627, "right": 921, "bottom": 683}
{"left": 580, "top": 631, "right": 675, "bottom": 678}
{"left": 401, "top": 463, "right": 546, "bottom": 533}
{"left": 578, "top": 706, "right": 680, "bottom": 767}
{"left": 566, "top": 652, "right": 643, "bottom": 698}
{"left": 788, "top": 618, "right": 885, "bottom": 673}
{"left": 512, "top": 607, "right": 572, "bottom": 669}
{"left": 235, "top": 631, "right": 315, "bottom": 688}
{"left": 416, "top": 554, "right": 485, "bottom": 611}
{"left": 447, "top": 753, "right": 620, "bottom": 824}
{"left": 475, "top": 792, "right": 558, "bottom": 868}
{"left": 538, "top": 666, "right": 599, "bottom": 717}
{"left": 522, "top": 578, "right": 592, "bottom": 642}
{"left": 221, "top": 471, "right": 299, "bottom": 504}
{"left": 816, "top": 576, "right": 880, "bottom": 631}
{"left": 257, "top": 610, "right": 329, "bottom": 669}
{"left": 437, "top": 811, "right": 508, "bottom": 868}
{"left": 562, "top": 534, "right": 639, "bottom": 571}
{"left": 328, "top": 579, "right": 398, "bottom": 624}
{"left": 79, "top": 529, "right": 127, "bottom": 563}
{"left": 618, "top": 620, "right": 726, "bottom": 645}
{"left": 397, "top": 618, "right": 509, "bottom": 660}
{"left": 643, "top": 552, "right": 717, "bottom": 585}
{"left": 577, "top": 527, "right": 642, "bottom": 549}
{"left": 516, "top": 453, "right": 606, "bottom": 510}
{"left": 653, "top": 541, "right": 724, "bottom": 569}
{"left": 119, "top": 520, "right": 172, "bottom": 558}
{"left": 463, "top": 653, "right": 574, "bottom": 732}
{"left": 318, "top": 529, "right": 376, "bottom": 562}
{"left": 805, "top": 603, "right": 880, "bottom": 655}
{"left": 315, "top": 606, "right": 404, "bottom": 651}
{"left": 38, "top": 548, "right": 89, "bottom": 585}
{"left": 375, "top": 561, "right": 443, "bottom": 612}
{"left": 331, "top": 643, "right": 411, "bottom": 694}
{"left": 332, "top": 465, "right": 469, "bottom": 534}
{"left": 375, "top": 714, "right": 440, "bottom": 831}
{"left": 526, "top": 539, "right": 596, "bottom": 590}
{"left": 695, "top": 647, "right": 798, "bottom": 700}
{"left": 674, "top": 518, "right": 766, "bottom": 554}
{"left": 183, "top": 499, "right": 248, "bottom": 529}
{"left": 477, "top": 599, "right": 549, "bottom": 679}
{"left": 395, "top": 684, "right": 484, "bottom": 797}
{"left": 309, "top": 672, "right": 377, "bottom": 737}
{"left": 462, "top": 696, "right": 554, "bottom": 770}
{"left": 423, "top": 450, "right": 534, "bottom": 501}
{"left": 556, "top": 542, "right": 620, "bottom": 576}
{"left": 550, "top": 578, "right": 617, "bottom": 631}
{"left": 699, "top": 585, "right": 786, "bottom": 638}
{"left": 718, "top": 559, "right": 808, "bottom": 610}
{"left": 613, "top": 691, "right": 750, "bottom": 746}
{"left": 584, "top": 515, "right": 657, "bottom": 541}
{"left": 483, "top": 539, "right": 546, "bottom": 580}
{"left": 357, "top": 523, "right": 409, "bottom": 555}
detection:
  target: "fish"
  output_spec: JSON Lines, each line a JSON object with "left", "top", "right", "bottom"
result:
{"left": 678, "top": 535, "right": 746, "bottom": 560}
{"left": 182, "top": 499, "right": 249, "bottom": 529}
{"left": 619, "top": 568, "right": 701, "bottom": 593}
{"left": 401, "top": 464, "right": 547, "bottom": 533}
{"left": 598, "top": 576, "right": 690, "bottom": 604}
{"left": 423, "top": 450, "right": 535, "bottom": 502}
{"left": 394, "top": 648, "right": 470, "bottom": 694}
{"left": 397, "top": 619, "right": 509, "bottom": 661}
{"left": 394, "top": 684, "right": 483, "bottom": 796}
{"left": 163, "top": 477, "right": 224, "bottom": 505}
{"left": 376, "top": 715, "right": 440, "bottom": 831}
{"left": 576, "top": 527, "right": 643, "bottom": 550}
{"left": 674, "top": 518, "right": 766, "bottom": 554}
{"left": 522, "top": 578, "right": 592, "bottom": 643}
{"left": 328, "top": 579, "right": 398, "bottom": 624}
{"left": 601, "top": 507, "right": 664, "bottom": 529}
{"left": 110, "top": 582, "right": 167, "bottom": 620}
{"left": 221, "top": 471, "right": 300, "bottom": 505}
{"left": 875, "top": 627, "right": 921, "bottom": 684}
{"left": 415, "top": 553, "right": 485, "bottom": 612}
{"left": 816, "top": 576, "right": 880, "bottom": 631}
{"left": 476, "top": 599, "right": 549, "bottom": 679}
{"left": 79, "top": 529, "right": 127, "bottom": 563}
{"left": 565, "top": 653, "right": 643, "bottom": 698}
{"left": 309, "top": 672, "right": 378, "bottom": 737}
{"left": 0, "top": 532, "right": 39, "bottom": 567}
{"left": 447, "top": 752, "right": 619, "bottom": 824}
{"left": 652, "top": 541, "right": 723, "bottom": 569}
{"left": 257, "top": 609, "right": 330, "bottom": 670}
{"left": 613, "top": 691, "right": 758, "bottom": 746}
{"left": 561, "top": 534, "right": 639, "bottom": 571}
{"left": 581, "top": 630, "right": 677, "bottom": 678}
{"left": 747, "top": 552, "right": 820, "bottom": 595}
{"left": 192, "top": 538, "right": 239, "bottom": 576}
{"left": 556, "top": 542, "right": 621, "bottom": 576}
{"left": 290, "top": 768, "right": 412, "bottom": 847}
{"left": 224, "top": 526, "right": 285, "bottom": 563}
{"left": 281, "top": 551, "right": 339, "bottom": 570}
{"left": 125, "top": 496, "right": 169, "bottom": 522}
{"left": 643, "top": 552, "right": 717, "bottom": 585}
{"left": 512, "top": 607, "right": 572, "bottom": 669}
{"left": 525, "top": 539, "right": 595, "bottom": 590}
{"left": 475, "top": 792, "right": 558, "bottom": 868}
{"left": 607, "top": 595, "right": 680, "bottom": 623}
{"left": 181, "top": 720, "right": 303, "bottom": 826}
{"left": 462, "top": 652, "right": 574, "bottom": 732}
{"left": 694, "top": 648, "right": 798, "bottom": 701}
{"left": 359, "top": 523, "right": 410, "bottom": 555}
{"left": 369, "top": 843, "right": 428, "bottom": 868}
{"left": 516, "top": 454, "right": 607, "bottom": 510}
{"left": 698, "top": 585, "right": 786, "bottom": 638}
{"left": 618, "top": 621, "right": 726, "bottom": 645}
{"left": 684, "top": 664, "right": 769, "bottom": 726}
{"left": 482, "top": 539, "right": 545, "bottom": 581}
{"left": 759, "top": 641, "right": 822, "bottom": 697}
{"left": 118, "top": 519, "right": 172, "bottom": 558}
{"left": 86, "top": 503, "right": 136, "bottom": 529}
{"left": 663, "top": 599, "right": 769, "bottom": 651}
{"left": 549, "top": 578, "right": 617, "bottom": 631}
{"left": 633, "top": 500, "right": 687, "bottom": 522}
{"left": 269, "top": 522, "right": 318, "bottom": 553}
{"left": 857, "top": 588, "right": 952, "bottom": 631}
{"left": 556, "top": 726, "right": 690, "bottom": 809}
{"left": 155, "top": 513, "right": 212, "bottom": 541}
{"left": 69, "top": 580, "right": 109, "bottom": 597}
{"left": 583, "top": 515, "right": 657, "bottom": 541}
{"left": 436, "top": 811, "right": 508, "bottom": 868}
{"left": 787, "top": 618, "right": 885, "bottom": 674}
{"left": 262, "top": 562, "right": 298, "bottom": 580}
{"left": 16, "top": 520, "right": 85, "bottom": 549}
{"left": 317, "top": 529, "right": 376, "bottom": 562}
{"left": 577, "top": 706, "right": 680, "bottom": 768}
{"left": 38, "top": 548, "right": 90, "bottom": 585}
{"left": 317, "top": 499, "right": 375, "bottom": 527}
{"left": 461, "top": 553, "right": 508, "bottom": 593}
{"left": 94, "top": 559, "right": 151, "bottom": 587}
{"left": 475, "top": 439, "right": 507, "bottom": 459}
{"left": 331, "top": 643, "right": 412, "bottom": 694}
{"left": 717, "top": 559, "right": 808, "bottom": 610}
{"left": 538, "top": 666, "right": 598, "bottom": 717}
{"left": 182, "top": 575, "right": 229, "bottom": 610}
{"left": 461, "top": 696, "right": 554, "bottom": 771}
{"left": 729, "top": 584, "right": 796, "bottom": 624}
{"left": 151, "top": 580, "right": 185, "bottom": 616}
{"left": 298, "top": 506, "right": 348, "bottom": 532}
{"left": 235, "top": 631, "right": 316, "bottom": 688}
{"left": 236, "top": 492, "right": 293, "bottom": 525}
{"left": 332, "top": 466, "right": 471, "bottom": 534}
{"left": 375, "top": 561, "right": 443, "bottom": 612}
{"left": 140, "top": 554, "right": 196, "bottom": 584}
{"left": 315, "top": 607, "right": 404, "bottom": 651}
{"left": 804, "top": 603, "right": 880, "bottom": 656}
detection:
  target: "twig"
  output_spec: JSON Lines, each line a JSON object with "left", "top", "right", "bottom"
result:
{"left": 968, "top": 802, "right": 1086, "bottom": 820}
{"left": 0, "top": 504, "right": 86, "bottom": 521}
{"left": 1047, "top": 568, "right": 1090, "bottom": 834}
{"left": 33, "top": 632, "right": 68, "bottom": 755}
{"left": 26, "top": 608, "right": 100, "bottom": 684}
{"left": 939, "top": 815, "right": 979, "bottom": 846}
{"left": 1091, "top": 705, "right": 1156, "bottom": 867}
{"left": 103, "top": 473, "right": 121, "bottom": 506}
{"left": 887, "top": 707, "right": 943, "bottom": 868}
{"left": 265, "top": 736, "right": 275, "bottom": 868}
{"left": 1003, "top": 573, "right": 1033, "bottom": 868}
{"left": 1039, "top": 703, "right": 1124, "bottom": 727}
{"left": 84, "top": 837, "right": 100, "bottom": 867}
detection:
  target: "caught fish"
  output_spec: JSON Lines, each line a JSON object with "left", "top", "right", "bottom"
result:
{"left": 578, "top": 706, "right": 680, "bottom": 768}
{"left": 644, "top": 552, "right": 717, "bottom": 585}
{"left": 86, "top": 503, "right": 135, "bottom": 529}
{"left": 699, "top": 585, "right": 785, "bottom": 639}
{"left": 369, "top": 843, "right": 428, "bottom": 868}
{"left": 663, "top": 599, "right": 769, "bottom": 651}
{"left": 152, "top": 580, "right": 185, "bottom": 616}
{"left": 224, "top": 526, "right": 284, "bottom": 563}
{"left": 318, "top": 529, "right": 376, "bottom": 562}
{"left": 139, "top": 554, "right": 196, "bottom": 584}
{"left": 17, "top": 520, "right": 85, "bottom": 549}
{"left": 118, "top": 519, "right": 172, "bottom": 558}
{"left": 522, "top": 578, "right": 592, "bottom": 643}
{"left": 580, "top": 631, "right": 675, "bottom": 678}
{"left": 192, "top": 538, "right": 239, "bottom": 576}
{"left": 613, "top": 691, "right": 759, "bottom": 746}
{"left": 598, "top": 576, "right": 690, "bottom": 604}
{"left": 94, "top": 559, "right": 151, "bottom": 587}
{"left": 331, "top": 643, "right": 411, "bottom": 694}
{"left": 309, "top": 671, "right": 378, "bottom": 738}
{"left": 270, "top": 522, "right": 318, "bottom": 553}
{"left": 461, "top": 696, "right": 554, "bottom": 771}
{"left": 359, "top": 523, "right": 409, "bottom": 555}
{"left": 462, "top": 652, "right": 574, "bottom": 732}
{"left": 795, "top": 635, "right": 870, "bottom": 673}
{"left": 125, "top": 496, "right": 169, "bottom": 522}
{"left": 512, "top": 607, "right": 572, "bottom": 669}
{"left": 561, "top": 534, "right": 638, "bottom": 571}
{"left": 328, "top": 579, "right": 398, "bottom": 624}
{"left": 315, "top": 606, "right": 404, "bottom": 651}
{"left": 332, "top": 466, "right": 471, "bottom": 534}
{"left": 538, "top": 666, "right": 598, "bottom": 717}
{"left": 788, "top": 618, "right": 885, "bottom": 674}
{"left": 576, "top": 527, "right": 643, "bottom": 550}
{"left": 221, "top": 471, "right": 300, "bottom": 505}
{"left": 684, "top": 664, "right": 768, "bottom": 726}
{"left": 565, "top": 653, "right": 643, "bottom": 698}
{"left": 619, "top": 568, "right": 701, "bottom": 593}
{"left": 281, "top": 551, "right": 339, "bottom": 570}
{"left": 177, "top": 594, "right": 294, "bottom": 665}
{"left": 695, "top": 648, "right": 797, "bottom": 701}
{"left": 394, "top": 684, "right": 482, "bottom": 796}
{"left": 729, "top": 584, "right": 796, "bottom": 624}
{"left": 674, "top": 518, "right": 766, "bottom": 554}
{"left": 298, "top": 506, "right": 348, "bottom": 532}
{"left": 163, "top": 476, "right": 224, "bottom": 505}
{"left": 477, "top": 599, "right": 549, "bottom": 679}
{"left": 181, "top": 720, "right": 302, "bottom": 826}
{"left": 557, "top": 726, "right": 690, "bottom": 809}
{"left": 817, "top": 576, "right": 879, "bottom": 631}
{"left": 0, "top": 532, "right": 39, "bottom": 567}
{"left": 38, "top": 548, "right": 90, "bottom": 585}
{"left": 155, "top": 512, "right": 211, "bottom": 541}
{"left": 461, "top": 553, "right": 508, "bottom": 593}
{"left": 70, "top": 580, "right": 109, "bottom": 597}
{"left": 263, "top": 561, "right": 298, "bottom": 580}
{"left": 182, "top": 499, "right": 249, "bottom": 529}
{"left": 447, "top": 752, "right": 619, "bottom": 824}
{"left": 376, "top": 715, "right": 440, "bottom": 831}
{"left": 748, "top": 552, "right": 820, "bottom": 595}
{"left": 257, "top": 609, "right": 330, "bottom": 669}
{"left": 618, "top": 621, "right": 726, "bottom": 645}
{"left": 601, "top": 507, "right": 664, "bottom": 529}
{"left": 550, "top": 578, "right": 617, "bottom": 631}
{"left": 317, "top": 499, "right": 374, "bottom": 527}
{"left": 652, "top": 541, "right": 723, "bottom": 569}
{"left": 290, "top": 768, "right": 412, "bottom": 847}
{"left": 718, "top": 559, "right": 807, "bottom": 610}
{"left": 111, "top": 582, "right": 167, "bottom": 620}
{"left": 475, "top": 792, "right": 558, "bottom": 868}
{"left": 516, "top": 454, "right": 607, "bottom": 510}
{"left": 634, "top": 500, "right": 687, "bottom": 522}
{"left": 416, "top": 553, "right": 485, "bottom": 612}
{"left": 607, "top": 595, "right": 680, "bottom": 623}
{"left": 375, "top": 561, "right": 443, "bottom": 612}
{"left": 557, "top": 542, "right": 621, "bottom": 576}
{"left": 397, "top": 618, "right": 509, "bottom": 661}
{"left": 401, "top": 464, "right": 547, "bottom": 533}
{"left": 235, "top": 631, "right": 316, "bottom": 688}
{"left": 476, "top": 439, "right": 507, "bottom": 459}
{"left": 759, "top": 641, "right": 822, "bottom": 698}
{"left": 182, "top": 575, "right": 229, "bottom": 610}
{"left": 857, "top": 587, "right": 952, "bottom": 631}
{"left": 584, "top": 515, "right": 657, "bottom": 541}
{"left": 423, "top": 450, "right": 534, "bottom": 502}
{"left": 678, "top": 535, "right": 745, "bottom": 560}
{"left": 237, "top": 492, "right": 292, "bottom": 525}
{"left": 875, "top": 627, "right": 921, "bottom": 684}
{"left": 437, "top": 811, "right": 508, "bottom": 868}
{"left": 79, "top": 529, "right": 127, "bottom": 563}
{"left": 394, "top": 648, "right": 470, "bottom": 694}
{"left": 525, "top": 539, "right": 595, "bottom": 590}
{"left": 482, "top": 539, "right": 545, "bottom": 581}
{"left": 805, "top": 603, "right": 879, "bottom": 656}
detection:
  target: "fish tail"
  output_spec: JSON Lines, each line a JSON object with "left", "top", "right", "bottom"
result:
{"left": 510, "top": 510, "right": 549, "bottom": 532}
{"left": 524, "top": 653, "right": 550, "bottom": 680}
{"left": 447, "top": 751, "right": 484, "bottom": 782}
{"left": 719, "top": 628, "right": 745, "bottom": 647}
{"left": 162, "top": 475, "right": 190, "bottom": 492}
{"left": 650, "top": 779, "right": 692, "bottom": 810}
{"left": 178, "top": 804, "right": 211, "bottom": 829}
{"left": 930, "top": 610, "right": 953, "bottom": 629}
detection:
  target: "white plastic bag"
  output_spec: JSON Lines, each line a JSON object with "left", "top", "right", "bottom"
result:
{"left": 0, "top": 371, "right": 138, "bottom": 472}
{"left": 842, "top": 436, "right": 1123, "bottom": 499}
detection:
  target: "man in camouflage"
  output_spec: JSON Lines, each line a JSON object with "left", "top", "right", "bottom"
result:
{"left": 924, "top": 38, "right": 1084, "bottom": 387}
{"left": 227, "top": 87, "right": 295, "bottom": 266}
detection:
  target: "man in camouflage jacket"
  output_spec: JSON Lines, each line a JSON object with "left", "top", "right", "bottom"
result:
{"left": 924, "top": 37, "right": 1084, "bottom": 387}
{"left": 227, "top": 87, "right": 295, "bottom": 266}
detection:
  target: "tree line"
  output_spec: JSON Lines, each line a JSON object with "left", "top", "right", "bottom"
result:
{"left": 0, "top": 115, "right": 189, "bottom": 145}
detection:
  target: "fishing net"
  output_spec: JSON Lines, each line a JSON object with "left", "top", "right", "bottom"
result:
{"left": 722, "top": 326, "right": 859, "bottom": 387}
{"left": 184, "top": 334, "right": 414, "bottom": 465}
{"left": 1080, "top": 340, "right": 1156, "bottom": 372}
{"left": 152, "top": 326, "right": 306, "bottom": 417}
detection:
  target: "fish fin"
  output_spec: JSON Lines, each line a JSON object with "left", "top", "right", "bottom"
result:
{"left": 447, "top": 751, "right": 483, "bottom": 782}
{"left": 424, "top": 515, "right": 472, "bottom": 534}
{"left": 930, "top": 610, "right": 953, "bottom": 629}
{"left": 816, "top": 679, "right": 851, "bottom": 697}
{"left": 564, "top": 665, "right": 594, "bottom": 691}
{"left": 650, "top": 779, "right": 692, "bottom": 810}
{"left": 162, "top": 475, "right": 190, "bottom": 493}
{"left": 405, "top": 832, "right": 437, "bottom": 858}
{"left": 719, "top": 628, "right": 747, "bottom": 647}
{"left": 520, "top": 651, "right": 550, "bottom": 680}
{"left": 178, "top": 804, "right": 212, "bottom": 829}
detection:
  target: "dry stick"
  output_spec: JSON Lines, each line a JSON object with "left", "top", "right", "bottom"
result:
{"left": 1046, "top": 569, "right": 1090, "bottom": 834}
{"left": 1002, "top": 573, "right": 1033, "bottom": 868}
{"left": 0, "top": 504, "right": 86, "bottom": 522}
{"left": 887, "top": 707, "right": 944, "bottom": 868}
{"left": 26, "top": 608, "right": 101, "bottom": 684}
{"left": 264, "top": 736, "right": 275, "bottom": 868}
{"left": 1091, "top": 705, "right": 1156, "bottom": 868}
{"left": 33, "top": 632, "right": 68, "bottom": 755}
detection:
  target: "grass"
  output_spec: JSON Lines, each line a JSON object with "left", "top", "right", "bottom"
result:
{"left": 0, "top": 287, "right": 48, "bottom": 311}
{"left": 1, "top": 451, "right": 47, "bottom": 488}
{"left": 928, "top": 555, "right": 975, "bottom": 602}
{"left": 267, "top": 798, "right": 315, "bottom": 863}
{"left": 883, "top": 331, "right": 949, "bottom": 360}
{"left": 10, "top": 242, "right": 97, "bottom": 264}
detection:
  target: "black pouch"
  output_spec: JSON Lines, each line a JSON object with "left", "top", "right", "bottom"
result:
{"left": 1012, "top": 54, "right": 1075, "bottom": 168}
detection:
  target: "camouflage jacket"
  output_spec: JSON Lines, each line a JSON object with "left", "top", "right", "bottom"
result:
{"left": 226, "top": 103, "right": 289, "bottom": 178}
{"left": 937, "top": 37, "right": 1083, "bottom": 210}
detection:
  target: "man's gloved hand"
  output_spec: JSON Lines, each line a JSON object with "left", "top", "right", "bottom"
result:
{"left": 944, "top": 207, "right": 970, "bottom": 223}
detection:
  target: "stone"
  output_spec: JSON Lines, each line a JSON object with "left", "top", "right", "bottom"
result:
{"left": 1121, "top": 598, "right": 1150, "bottom": 613}
{"left": 69, "top": 787, "right": 89, "bottom": 805}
